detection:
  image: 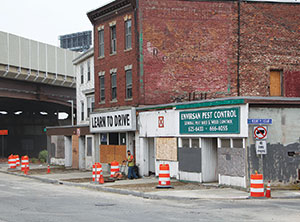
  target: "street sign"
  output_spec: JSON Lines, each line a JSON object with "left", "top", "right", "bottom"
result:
{"left": 248, "top": 119, "right": 272, "bottom": 124}
{"left": 0, "top": 130, "right": 8, "bottom": 135}
{"left": 256, "top": 140, "right": 267, "bottom": 155}
{"left": 254, "top": 126, "right": 268, "bottom": 140}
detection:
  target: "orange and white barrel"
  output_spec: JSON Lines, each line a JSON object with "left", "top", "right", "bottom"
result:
{"left": 96, "top": 163, "right": 102, "bottom": 182}
{"left": 158, "top": 164, "right": 171, "bottom": 186}
{"left": 92, "top": 164, "right": 96, "bottom": 182}
{"left": 110, "top": 161, "right": 119, "bottom": 177}
{"left": 8, "top": 154, "right": 16, "bottom": 169}
{"left": 250, "top": 172, "right": 264, "bottom": 198}
{"left": 21, "top": 156, "right": 29, "bottom": 171}
{"left": 15, "top": 155, "right": 20, "bottom": 167}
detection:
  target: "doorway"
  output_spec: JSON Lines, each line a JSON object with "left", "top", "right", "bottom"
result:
{"left": 202, "top": 138, "right": 218, "bottom": 182}
{"left": 148, "top": 138, "right": 155, "bottom": 175}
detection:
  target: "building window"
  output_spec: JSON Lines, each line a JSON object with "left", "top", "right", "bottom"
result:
{"left": 87, "top": 96, "right": 94, "bottom": 118}
{"left": 99, "top": 75, "right": 105, "bottom": 102}
{"left": 81, "top": 101, "right": 84, "bottom": 121}
{"left": 125, "top": 19, "right": 132, "bottom": 50}
{"left": 110, "top": 25, "right": 116, "bottom": 54}
{"left": 111, "top": 72, "right": 117, "bottom": 100}
{"left": 270, "top": 70, "right": 282, "bottom": 96}
{"left": 87, "top": 61, "right": 91, "bottom": 81}
{"left": 80, "top": 65, "right": 84, "bottom": 84}
{"left": 126, "top": 69, "right": 132, "bottom": 99}
{"left": 98, "top": 29, "right": 104, "bottom": 57}
{"left": 87, "top": 137, "right": 92, "bottom": 156}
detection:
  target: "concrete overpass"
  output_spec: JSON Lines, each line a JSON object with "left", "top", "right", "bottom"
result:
{"left": 0, "top": 31, "right": 80, "bottom": 158}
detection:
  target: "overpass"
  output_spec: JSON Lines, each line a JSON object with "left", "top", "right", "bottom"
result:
{"left": 0, "top": 31, "right": 80, "bottom": 158}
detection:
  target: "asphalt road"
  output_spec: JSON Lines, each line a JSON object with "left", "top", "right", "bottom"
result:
{"left": 0, "top": 172, "right": 299, "bottom": 222}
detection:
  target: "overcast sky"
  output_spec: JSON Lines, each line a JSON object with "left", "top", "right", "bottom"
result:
{"left": 0, "top": 0, "right": 113, "bottom": 46}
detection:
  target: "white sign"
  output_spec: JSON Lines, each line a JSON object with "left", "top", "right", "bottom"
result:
{"left": 254, "top": 126, "right": 268, "bottom": 140}
{"left": 90, "top": 108, "right": 136, "bottom": 133}
{"left": 256, "top": 140, "right": 267, "bottom": 155}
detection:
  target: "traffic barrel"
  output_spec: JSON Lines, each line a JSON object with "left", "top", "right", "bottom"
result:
{"left": 110, "top": 161, "right": 119, "bottom": 178}
{"left": 15, "top": 155, "right": 20, "bottom": 167}
{"left": 250, "top": 172, "right": 264, "bottom": 198}
{"left": 21, "top": 156, "right": 29, "bottom": 172}
{"left": 156, "top": 164, "right": 173, "bottom": 188}
{"left": 8, "top": 154, "right": 16, "bottom": 169}
{"left": 92, "top": 163, "right": 96, "bottom": 182}
{"left": 265, "top": 181, "right": 271, "bottom": 198}
{"left": 47, "top": 165, "right": 51, "bottom": 174}
{"left": 96, "top": 163, "right": 102, "bottom": 182}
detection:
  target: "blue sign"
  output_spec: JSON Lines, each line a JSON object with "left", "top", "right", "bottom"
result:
{"left": 247, "top": 119, "right": 272, "bottom": 124}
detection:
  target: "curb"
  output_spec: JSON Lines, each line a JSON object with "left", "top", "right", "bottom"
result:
{"left": 1, "top": 169, "right": 300, "bottom": 201}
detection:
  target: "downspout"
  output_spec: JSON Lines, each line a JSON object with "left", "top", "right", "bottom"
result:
{"left": 237, "top": 0, "right": 241, "bottom": 96}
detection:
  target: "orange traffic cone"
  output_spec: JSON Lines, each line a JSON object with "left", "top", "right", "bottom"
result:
{"left": 265, "top": 181, "right": 271, "bottom": 198}
{"left": 47, "top": 165, "right": 51, "bottom": 174}
{"left": 99, "top": 174, "right": 104, "bottom": 184}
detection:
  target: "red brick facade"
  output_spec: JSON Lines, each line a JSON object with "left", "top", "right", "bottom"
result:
{"left": 88, "top": 0, "right": 300, "bottom": 110}
{"left": 239, "top": 2, "right": 300, "bottom": 97}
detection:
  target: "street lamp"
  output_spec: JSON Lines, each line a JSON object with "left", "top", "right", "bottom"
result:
{"left": 67, "top": 100, "right": 74, "bottom": 126}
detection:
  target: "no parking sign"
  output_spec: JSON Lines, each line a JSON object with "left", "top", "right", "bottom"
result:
{"left": 253, "top": 126, "right": 268, "bottom": 140}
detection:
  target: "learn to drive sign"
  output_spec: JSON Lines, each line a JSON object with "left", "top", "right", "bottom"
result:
{"left": 90, "top": 108, "right": 136, "bottom": 133}
{"left": 179, "top": 107, "right": 240, "bottom": 134}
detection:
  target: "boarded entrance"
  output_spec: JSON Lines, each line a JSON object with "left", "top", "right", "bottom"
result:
{"left": 100, "top": 145, "right": 126, "bottom": 163}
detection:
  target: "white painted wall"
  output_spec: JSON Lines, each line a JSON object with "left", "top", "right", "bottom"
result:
{"left": 64, "top": 136, "right": 72, "bottom": 167}
{"left": 85, "top": 136, "right": 94, "bottom": 170}
{"left": 219, "top": 175, "right": 246, "bottom": 188}
{"left": 78, "top": 136, "right": 85, "bottom": 170}
{"left": 75, "top": 49, "right": 94, "bottom": 125}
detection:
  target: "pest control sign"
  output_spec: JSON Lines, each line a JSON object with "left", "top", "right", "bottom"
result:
{"left": 253, "top": 126, "right": 268, "bottom": 140}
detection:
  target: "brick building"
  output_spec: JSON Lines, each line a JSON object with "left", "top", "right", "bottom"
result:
{"left": 87, "top": 0, "right": 300, "bottom": 170}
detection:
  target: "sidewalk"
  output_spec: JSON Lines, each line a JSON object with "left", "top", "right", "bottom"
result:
{"left": 1, "top": 163, "right": 300, "bottom": 201}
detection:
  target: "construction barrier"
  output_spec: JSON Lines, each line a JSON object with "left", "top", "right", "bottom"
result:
{"left": 96, "top": 163, "right": 102, "bottom": 182}
{"left": 92, "top": 163, "right": 97, "bottom": 182}
{"left": 21, "top": 156, "right": 29, "bottom": 172}
{"left": 156, "top": 164, "right": 172, "bottom": 188}
{"left": 250, "top": 172, "right": 264, "bottom": 198}
{"left": 15, "top": 155, "right": 20, "bottom": 167}
{"left": 265, "top": 181, "right": 271, "bottom": 198}
{"left": 110, "top": 161, "right": 119, "bottom": 178}
{"left": 8, "top": 154, "right": 16, "bottom": 169}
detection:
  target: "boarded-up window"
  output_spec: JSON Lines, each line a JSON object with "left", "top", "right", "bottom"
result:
{"left": 270, "top": 70, "right": 282, "bottom": 96}
{"left": 156, "top": 138, "right": 177, "bottom": 161}
{"left": 100, "top": 145, "right": 126, "bottom": 164}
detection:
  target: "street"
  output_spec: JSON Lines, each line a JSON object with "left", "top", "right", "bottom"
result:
{"left": 0, "top": 173, "right": 299, "bottom": 222}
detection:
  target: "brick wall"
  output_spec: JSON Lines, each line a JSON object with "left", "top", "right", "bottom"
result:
{"left": 140, "top": 0, "right": 238, "bottom": 104}
{"left": 239, "top": 2, "right": 300, "bottom": 97}
{"left": 93, "top": 9, "right": 139, "bottom": 110}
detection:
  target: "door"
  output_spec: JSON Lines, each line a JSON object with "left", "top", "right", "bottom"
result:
{"left": 202, "top": 138, "right": 218, "bottom": 182}
{"left": 72, "top": 135, "right": 79, "bottom": 169}
{"left": 270, "top": 70, "right": 282, "bottom": 96}
{"left": 148, "top": 138, "right": 155, "bottom": 175}
{"left": 78, "top": 136, "right": 85, "bottom": 170}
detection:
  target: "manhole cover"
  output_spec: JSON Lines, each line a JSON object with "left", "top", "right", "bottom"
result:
{"left": 95, "top": 203, "right": 116, "bottom": 207}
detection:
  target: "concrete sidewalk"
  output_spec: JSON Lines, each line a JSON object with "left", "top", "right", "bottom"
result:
{"left": 1, "top": 163, "right": 300, "bottom": 201}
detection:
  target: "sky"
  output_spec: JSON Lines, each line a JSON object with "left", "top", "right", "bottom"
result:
{"left": 0, "top": 0, "right": 114, "bottom": 46}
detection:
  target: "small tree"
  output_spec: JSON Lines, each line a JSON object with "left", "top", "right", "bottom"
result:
{"left": 38, "top": 150, "right": 48, "bottom": 163}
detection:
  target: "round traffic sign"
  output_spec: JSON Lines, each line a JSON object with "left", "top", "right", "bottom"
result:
{"left": 254, "top": 126, "right": 267, "bottom": 139}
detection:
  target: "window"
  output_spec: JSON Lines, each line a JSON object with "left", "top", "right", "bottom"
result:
{"left": 110, "top": 25, "right": 116, "bottom": 54}
{"left": 126, "top": 69, "right": 132, "bottom": 99}
{"left": 87, "top": 137, "right": 92, "bottom": 156}
{"left": 270, "top": 70, "right": 282, "bottom": 96}
{"left": 99, "top": 75, "right": 105, "bottom": 102}
{"left": 87, "top": 96, "right": 94, "bottom": 118}
{"left": 80, "top": 65, "right": 84, "bottom": 84}
{"left": 98, "top": 29, "right": 104, "bottom": 57}
{"left": 111, "top": 72, "right": 117, "bottom": 100}
{"left": 87, "top": 61, "right": 91, "bottom": 81}
{"left": 81, "top": 101, "right": 84, "bottom": 121}
{"left": 125, "top": 19, "right": 132, "bottom": 50}
{"left": 100, "top": 133, "right": 107, "bottom": 145}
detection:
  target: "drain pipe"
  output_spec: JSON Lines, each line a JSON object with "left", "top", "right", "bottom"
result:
{"left": 237, "top": 0, "right": 241, "bottom": 96}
